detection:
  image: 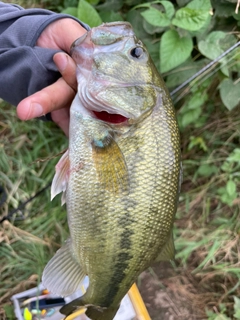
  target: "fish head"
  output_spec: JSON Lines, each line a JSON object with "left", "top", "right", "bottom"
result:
{"left": 71, "top": 22, "right": 164, "bottom": 125}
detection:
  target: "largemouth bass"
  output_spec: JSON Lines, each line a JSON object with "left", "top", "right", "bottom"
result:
{"left": 42, "top": 22, "right": 181, "bottom": 320}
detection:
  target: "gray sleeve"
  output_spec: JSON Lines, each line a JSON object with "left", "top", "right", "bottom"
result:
{"left": 0, "top": 2, "right": 90, "bottom": 107}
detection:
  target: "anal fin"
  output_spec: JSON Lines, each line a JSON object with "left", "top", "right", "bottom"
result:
{"left": 42, "top": 239, "right": 85, "bottom": 297}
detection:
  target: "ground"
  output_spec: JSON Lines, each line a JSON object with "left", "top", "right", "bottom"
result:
{"left": 138, "top": 262, "right": 210, "bottom": 320}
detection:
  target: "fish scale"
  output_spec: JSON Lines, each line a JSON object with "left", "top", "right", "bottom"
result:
{"left": 42, "top": 22, "right": 181, "bottom": 320}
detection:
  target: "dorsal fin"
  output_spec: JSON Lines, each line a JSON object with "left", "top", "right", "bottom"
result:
{"left": 155, "top": 232, "right": 175, "bottom": 262}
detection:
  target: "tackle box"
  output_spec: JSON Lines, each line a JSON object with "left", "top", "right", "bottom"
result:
{"left": 11, "top": 278, "right": 151, "bottom": 320}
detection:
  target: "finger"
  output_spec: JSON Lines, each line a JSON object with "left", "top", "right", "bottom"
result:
{"left": 53, "top": 52, "right": 77, "bottom": 91}
{"left": 36, "top": 19, "right": 87, "bottom": 53}
{"left": 51, "top": 107, "right": 70, "bottom": 137}
{"left": 17, "top": 77, "right": 75, "bottom": 120}
{"left": 56, "top": 19, "right": 87, "bottom": 53}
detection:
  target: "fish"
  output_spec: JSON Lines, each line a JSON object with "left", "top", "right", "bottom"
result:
{"left": 42, "top": 21, "right": 181, "bottom": 320}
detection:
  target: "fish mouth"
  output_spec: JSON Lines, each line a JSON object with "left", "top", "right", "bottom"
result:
{"left": 92, "top": 111, "right": 129, "bottom": 124}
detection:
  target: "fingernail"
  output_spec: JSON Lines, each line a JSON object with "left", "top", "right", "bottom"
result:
{"left": 29, "top": 102, "right": 43, "bottom": 118}
{"left": 56, "top": 53, "right": 68, "bottom": 72}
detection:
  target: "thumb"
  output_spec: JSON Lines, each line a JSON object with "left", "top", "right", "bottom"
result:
{"left": 17, "top": 54, "right": 77, "bottom": 120}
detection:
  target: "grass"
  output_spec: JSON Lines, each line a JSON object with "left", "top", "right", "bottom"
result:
{"left": 0, "top": 103, "right": 68, "bottom": 318}
{"left": 173, "top": 102, "right": 240, "bottom": 319}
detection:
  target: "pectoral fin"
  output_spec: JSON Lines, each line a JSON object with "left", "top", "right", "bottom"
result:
{"left": 51, "top": 150, "right": 70, "bottom": 204}
{"left": 155, "top": 232, "right": 175, "bottom": 262}
{"left": 42, "top": 239, "right": 85, "bottom": 297}
{"left": 92, "top": 135, "right": 129, "bottom": 194}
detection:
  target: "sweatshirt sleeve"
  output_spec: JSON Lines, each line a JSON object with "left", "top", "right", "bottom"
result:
{"left": 0, "top": 2, "right": 90, "bottom": 107}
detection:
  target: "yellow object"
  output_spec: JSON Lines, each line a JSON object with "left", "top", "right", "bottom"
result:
{"left": 41, "top": 309, "right": 47, "bottom": 316}
{"left": 65, "top": 308, "right": 86, "bottom": 320}
{"left": 128, "top": 283, "right": 151, "bottom": 320}
{"left": 23, "top": 308, "right": 32, "bottom": 320}
{"left": 42, "top": 289, "right": 49, "bottom": 295}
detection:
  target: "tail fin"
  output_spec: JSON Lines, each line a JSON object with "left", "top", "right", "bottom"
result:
{"left": 61, "top": 298, "right": 119, "bottom": 320}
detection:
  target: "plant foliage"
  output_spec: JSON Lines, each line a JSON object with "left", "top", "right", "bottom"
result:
{"left": 59, "top": 0, "right": 240, "bottom": 114}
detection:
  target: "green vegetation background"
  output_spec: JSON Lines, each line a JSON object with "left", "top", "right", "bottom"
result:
{"left": 0, "top": 0, "right": 240, "bottom": 319}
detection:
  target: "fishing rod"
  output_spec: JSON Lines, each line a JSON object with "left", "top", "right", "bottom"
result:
{"left": 170, "top": 40, "right": 240, "bottom": 97}
{"left": 1, "top": 41, "right": 240, "bottom": 225}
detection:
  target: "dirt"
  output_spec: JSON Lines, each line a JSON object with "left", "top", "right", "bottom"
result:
{"left": 138, "top": 262, "right": 212, "bottom": 320}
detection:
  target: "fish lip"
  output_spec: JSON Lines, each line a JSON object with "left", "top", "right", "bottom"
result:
{"left": 70, "top": 32, "right": 88, "bottom": 54}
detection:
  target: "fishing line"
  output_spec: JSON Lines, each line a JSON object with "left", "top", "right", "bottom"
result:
{"left": 0, "top": 182, "right": 51, "bottom": 225}
{"left": 172, "top": 49, "right": 240, "bottom": 103}
{"left": 170, "top": 41, "right": 240, "bottom": 97}
{"left": 1, "top": 41, "right": 240, "bottom": 226}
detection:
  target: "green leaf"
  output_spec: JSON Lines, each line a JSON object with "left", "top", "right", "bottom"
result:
{"left": 172, "top": 7, "right": 210, "bottom": 31}
{"left": 159, "top": 1, "right": 175, "bottom": 19}
{"left": 221, "top": 161, "right": 232, "bottom": 173}
{"left": 132, "top": 2, "right": 151, "bottom": 10}
{"left": 219, "top": 79, "right": 240, "bottom": 111}
{"left": 214, "top": 315, "right": 231, "bottom": 320}
{"left": 234, "top": 296, "right": 240, "bottom": 319}
{"left": 137, "top": 1, "right": 174, "bottom": 27}
{"left": 181, "top": 107, "right": 202, "bottom": 128}
{"left": 226, "top": 180, "right": 236, "bottom": 197}
{"left": 233, "top": 12, "right": 240, "bottom": 20}
{"left": 141, "top": 7, "right": 171, "bottom": 27}
{"left": 213, "top": 0, "right": 236, "bottom": 17}
{"left": 188, "top": 136, "right": 208, "bottom": 151}
{"left": 96, "top": 0, "right": 123, "bottom": 11}
{"left": 197, "top": 164, "right": 218, "bottom": 177}
{"left": 99, "top": 10, "right": 123, "bottom": 22}
{"left": 3, "top": 305, "right": 15, "bottom": 319}
{"left": 143, "top": 39, "right": 160, "bottom": 69}
{"left": 187, "top": 0, "right": 212, "bottom": 11}
{"left": 176, "top": 0, "right": 190, "bottom": 7}
{"left": 181, "top": 91, "right": 208, "bottom": 111}
{"left": 143, "top": 19, "right": 165, "bottom": 35}
{"left": 160, "top": 30, "right": 193, "bottom": 73}
{"left": 234, "top": 310, "right": 240, "bottom": 320}
{"left": 78, "top": 0, "right": 102, "bottom": 27}
{"left": 172, "top": 0, "right": 212, "bottom": 31}
{"left": 86, "top": 0, "right": 100, "bottom": 4}
{"left": 63, "top": 0, "right": 78, "bottom": 7}
{"left": 126, "top": 10, "right": 149, "bottom": 41}
{"left": 227, "top": 148, "right": 240, "bottom": 163}
{"left": 198, "top": 31, "right": 226, "bottom": 60}
{"left": 61, "top": 6, "right": 78, "bottom": 18}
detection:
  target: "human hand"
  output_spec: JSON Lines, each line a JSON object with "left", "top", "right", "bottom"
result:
{"left": 17, "top": 18, "right": 87, "bottom": 136}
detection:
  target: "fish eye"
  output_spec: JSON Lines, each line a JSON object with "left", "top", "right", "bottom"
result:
{"left": 130, "top": 47, "right": 144, "bottom": 59}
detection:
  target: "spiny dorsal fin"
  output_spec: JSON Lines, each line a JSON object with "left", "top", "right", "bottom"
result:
{"left": 91, "top": 135, "right": 129, "bottom": 194}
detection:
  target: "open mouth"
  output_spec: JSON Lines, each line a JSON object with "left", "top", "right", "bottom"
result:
{"left": 93, "top": 111, "right": 129, "bottom": 124}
